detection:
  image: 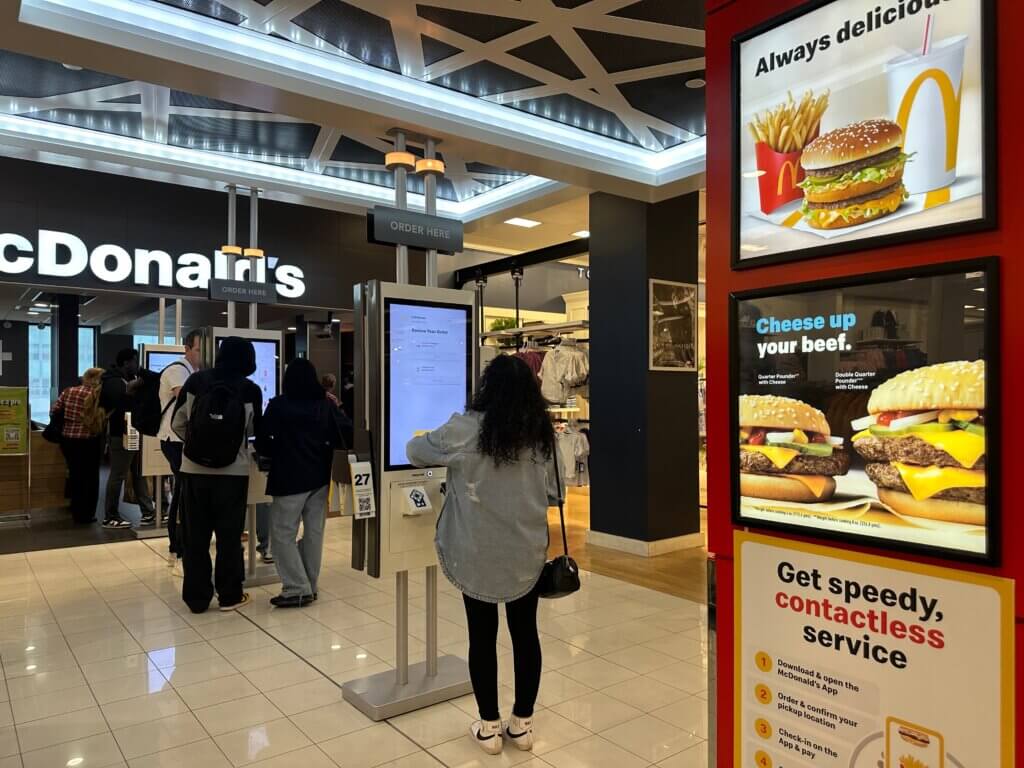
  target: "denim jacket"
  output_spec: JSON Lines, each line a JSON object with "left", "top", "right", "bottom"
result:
{"left": 407, "top": 411, "right": 560, "bottom": 603}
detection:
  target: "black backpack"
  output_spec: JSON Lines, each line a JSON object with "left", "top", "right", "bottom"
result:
{"left": 184, "top": 378, "right": 247, "bottom": 468}
{"left": 132, "top": 363, "right": 188, "bottom": 438}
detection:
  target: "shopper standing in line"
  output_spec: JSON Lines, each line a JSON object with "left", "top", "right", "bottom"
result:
{"left": 156, "top": 329, "right": 203, "bottom": 560}
{"left": 407, "top": 355, "right": 558, "bottom": 755}
{"left": 321, "top": 372, "right": 341, "bottom": 408}
{"left": 100, "top": 348, "right": 156, "bottom": 529}
{"left": 171, "top": 337, "right": 261, "bottom": 613}
{"left": 51, "top": 367, "right": 107, "bottom": 524}
{"left": 256, "top": 358, "right": 349, "bottom": 608}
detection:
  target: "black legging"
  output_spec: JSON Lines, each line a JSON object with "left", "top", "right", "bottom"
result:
{"left": 463, "top": 583, "right": 542, "bottom": 721}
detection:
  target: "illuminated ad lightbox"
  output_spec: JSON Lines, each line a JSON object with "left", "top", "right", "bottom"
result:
{"left": 730, "top": 258, "right": 999, "bottom": 563}
{"left": 732, "top": 0, "right": 994, "bottom": 267}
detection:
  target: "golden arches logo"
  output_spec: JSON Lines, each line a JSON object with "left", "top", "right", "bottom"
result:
{"left": 896, "top": 67, "right": 963, "bottom": 172}
{"left": 776, "top": 161, "right": 799, "bottom": 195}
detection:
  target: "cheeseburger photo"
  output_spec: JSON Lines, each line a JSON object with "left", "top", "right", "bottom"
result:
{"left": 799, "top": 118, "right": 909, "bottom": 230}
{"left": 851, "top": 360, "right": 985, "bottom": 525}
{"left": 739, "top": 395, "right": 850, "bottom": 503}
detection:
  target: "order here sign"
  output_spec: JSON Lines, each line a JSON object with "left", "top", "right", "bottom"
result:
{"left": 735, "top": 531, "right": 1014, "bottom": 768}
{"left": 368, "top": 206, "right": 464, "bottom": 254}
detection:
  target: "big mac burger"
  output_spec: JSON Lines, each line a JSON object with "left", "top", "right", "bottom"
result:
{"left": 851, "top": 360, "right": 985, "bottom": 525}
{"left": 799, "top": 118, "right": 909, "bottom": 229}
{"left": 739, "top": 395, "right": 849, "bottom": 503}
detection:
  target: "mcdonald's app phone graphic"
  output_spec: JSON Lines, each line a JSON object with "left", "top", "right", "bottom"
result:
{"left": 735, "top": 0, "right": 989, "bottom": 262}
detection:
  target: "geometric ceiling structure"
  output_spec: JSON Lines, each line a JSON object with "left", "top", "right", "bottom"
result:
{"left": 0, "top": 48, "right": 554, "bottom": 215}
{"left": 149, "top": 0, "right": 706, "bottom": 152}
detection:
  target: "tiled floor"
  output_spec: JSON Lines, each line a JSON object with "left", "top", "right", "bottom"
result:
{"left": 0, "top": 518, "right": 710, "bottom": 768}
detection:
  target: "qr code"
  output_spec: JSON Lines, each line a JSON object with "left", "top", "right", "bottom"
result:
{"left": 358, "top": 497, "right": 372, "bottom": 513}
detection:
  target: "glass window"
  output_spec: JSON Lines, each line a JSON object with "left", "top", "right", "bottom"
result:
{"left": 133, "top": 335, "right": 159, "bottom": 349}
{"left": 27, "top": 325, "right": 51, "bottom": 425}
{"left": 78, "top": 327, "right": 95, "bottom": 373}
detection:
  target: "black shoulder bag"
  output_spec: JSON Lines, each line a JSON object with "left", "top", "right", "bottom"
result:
{"left": 537, "top": 445, "right": 581, "bottom": 599}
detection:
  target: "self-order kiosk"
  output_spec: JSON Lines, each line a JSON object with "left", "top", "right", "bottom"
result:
{"left": 345, "top": 280, "right": 477, "bottom": 719}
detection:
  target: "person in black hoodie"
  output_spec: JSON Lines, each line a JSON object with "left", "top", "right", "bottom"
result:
{"left": 100, "top": 348, "right": 156, "bottom": 528}
{"left": 171, "top": 337, "right": 262, "bottom": 613}
{"left": 255, "top": 358, "right": 350, "bottom": 608}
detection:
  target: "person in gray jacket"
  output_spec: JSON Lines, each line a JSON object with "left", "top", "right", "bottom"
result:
{"left": 407, "top": 354, "right": 559, "bottom": 756}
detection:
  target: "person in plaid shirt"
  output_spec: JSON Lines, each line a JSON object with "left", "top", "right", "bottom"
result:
{"left": 51, "top": 368, "right": 106, "bottom": 524}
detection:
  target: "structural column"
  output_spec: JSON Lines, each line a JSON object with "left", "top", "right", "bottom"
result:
{"left": 588, "top": 191, "right": 702, "bottom": 554}
{"left": 52, "top": 294, "right": 79, "bottom": 393}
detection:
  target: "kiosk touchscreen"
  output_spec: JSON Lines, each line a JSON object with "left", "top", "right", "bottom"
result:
{"left": 211, "top": 331, "right": 281, "bottom": 413}
{"left": 385, "top": 300, "right": 472, "bottom": 470}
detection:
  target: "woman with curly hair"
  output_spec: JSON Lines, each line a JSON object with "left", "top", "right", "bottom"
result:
{"left": 407, "top": 354, "right": 559, "bottom": 755}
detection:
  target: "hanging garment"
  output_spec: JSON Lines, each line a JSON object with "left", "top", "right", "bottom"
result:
{"left": 540, "top": 342, "right": 590, "bottom": 404}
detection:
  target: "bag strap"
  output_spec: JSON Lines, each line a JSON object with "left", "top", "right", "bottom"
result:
{"left": 551, "top": 440, "right": 569, "bottom": 557}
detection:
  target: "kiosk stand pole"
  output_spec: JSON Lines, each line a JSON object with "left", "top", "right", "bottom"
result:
{"left": 246, "top": 186, "right": 261, "bottom": 582}
{"left": 394, "top": 131, "right": 410, "bottom": 285}
{"left": 396, "top": 571, "right": 410, "bottom": 685}
{"left": 392, "top": 129, "right": 412, "bottom": 688}
{"left": 424, "top": 136, "right": 440, "bottom": 680}
{"left": 226, "top": 184, "right": 237, "bottom": 330}
{"left": 154, "top": 299, "right": 166, "bottom": 532}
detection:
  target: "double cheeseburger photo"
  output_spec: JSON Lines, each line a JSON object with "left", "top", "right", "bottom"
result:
{"left": 851, "top": 360, "right": 986, "bottom": 526}
{"left": 799, "top": 118, "right": 910, "bottom": 230}
{"left": 739, "top": 395, "right": 850, "bottom": 503}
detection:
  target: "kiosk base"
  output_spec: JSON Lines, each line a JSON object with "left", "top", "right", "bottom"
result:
{"left": 342, "top": 655, "right": 472, "bottom": 721}
{"left": 132, "top": 526, "right": 166, "bottom": 541}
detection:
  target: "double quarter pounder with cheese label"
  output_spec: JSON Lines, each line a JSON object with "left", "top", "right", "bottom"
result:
{"left": 739, "top": 394, "right": 850, "bottom": 503}
{"left": 851, "top": 360, "right": 986, "bottom": 526}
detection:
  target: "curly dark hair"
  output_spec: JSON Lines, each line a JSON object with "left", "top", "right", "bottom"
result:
{"left": 472, "top": 354, "right": 554, "bottom": 467}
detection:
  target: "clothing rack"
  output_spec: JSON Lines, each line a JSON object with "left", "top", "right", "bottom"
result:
{"left": 479, "top": 320, "right": 589, "bottom": 340}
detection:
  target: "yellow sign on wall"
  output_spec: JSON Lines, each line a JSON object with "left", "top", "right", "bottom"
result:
{"left": 735, "top": 531, "right": 1014, "bottom": 767}
{"left": 0, "top": 386, "right": 28, "bottom": 456}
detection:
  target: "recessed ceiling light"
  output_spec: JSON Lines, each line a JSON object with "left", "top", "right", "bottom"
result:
{"left": 331, "top": 318, "right": 341, "bottom": 324}
{"left": 287, "top": 326, "right": 296, "bottom": 331}
{"left": 220, "top": 311, "right": 228, "bottom": 316}
{"left": 973, "top": 287, "right": 985, "bottom": 292}
{"left": 61, "top": 63, "right": 83, "bottom": 71}
{"left": 33, "top": 302, "right": 49, "bottom": 308}
{"left": 25, "top": 645, "right": 35, "bottom": 652}
{"left": 685, "top": 78, "right": 706, "bottom": 89}
{"left": 504, "top": 217, "right": 541, "bottom": 228}
{"left": 330, "top": 644, "right": 342, "bottom": 650}
{"left": 964, "top": 304, "right": 976, "bottom": 309}
{"left": 25, "top": 664, "right": 36, "bottom": 671}
{"left": 571, "top": 230, "right": 590, "bottom": 238}
{"left": 67, "top": 758, "right": 84, "bottom": 767}
{"left": 26, "top": 311, "right": 39, "bottom": 316}
{"left": 356, "top": 653, "right": 368, "bottom": 660}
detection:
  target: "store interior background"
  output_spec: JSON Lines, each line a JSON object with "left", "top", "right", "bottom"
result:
{"left": 0, "top": 182, "right": 709, "bottom": 600}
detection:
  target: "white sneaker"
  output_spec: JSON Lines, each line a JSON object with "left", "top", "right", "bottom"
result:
{"left": 505, "top": 715, "right": 534, "bottom": 751}
{"left": 470, "top": 719, "right": 503, "bottom": 755}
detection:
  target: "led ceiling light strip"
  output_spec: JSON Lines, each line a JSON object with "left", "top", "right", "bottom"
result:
{"left": 0, "top": 113, "right": 564, "bottom": 221}
{"left": 18, "top": 0, "right": 706, "bottom": 185}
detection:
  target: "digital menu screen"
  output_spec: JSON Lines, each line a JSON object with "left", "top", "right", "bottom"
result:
{"left": 732, "top": 259, "right": 997, "bottom": 562}
{"left": 734, "top": 0, "right": 992, "bottom": 266}
{"left": 385, "top": 300, "right": 471, "bottom": 470}
{"left": 146, "top": 351, "right": 182, "bottom": 373}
